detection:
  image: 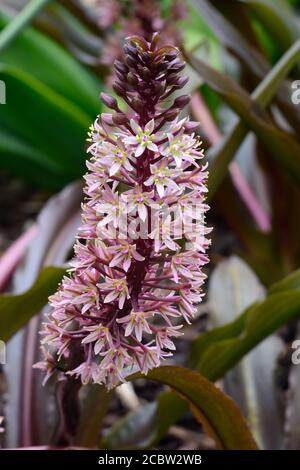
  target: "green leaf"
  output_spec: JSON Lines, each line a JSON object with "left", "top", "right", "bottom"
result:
{"left": 0, "top": 0, "right": 52, "bottom": 54}
{"left": 192, "top": 0, "right": 300, "bottom": 199}
{"left": 179, "top": 3, "right": 221, "bottom": 69}
{"left": 186, "top": 40, "right": 300, "bottom": 197}
{"left": 0, "top": 127, "right": 70, "bottom": 189}
{"left": 0, "top": 14, "right": 101, "bottom": 116}
{"left": 192, "top": 0, "right": 267, "bottom": 75}
{"left": 0, "top": 64, "right": 91, "bottom": 186}
{"left": 128, "top": 366, "right": 257, "bottom": 450}
{"left": 0, "top": 5, "right": 102, "bottom": 189}
{"left": 192, "top": 291, "right": 300, "bottom": 381}
{"left": 0, "top": 266, "right": 65, "bottom": 341}
{"left": 268, "top": 268, "right": 300, "bottom": 294}
{"left": 241, "top": 0, "right": 300, "bottom": 53}
{"left": 196, "top": 0, "right": 300, "bottom": 127}
{"left": 75, "top": 385, "right": 111, "bottom": 447}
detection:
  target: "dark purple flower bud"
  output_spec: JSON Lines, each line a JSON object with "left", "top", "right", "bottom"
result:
{"left": 125, "top": 55, "right": 137, "bottom": 68}
{"left": 155, "top": 46, "right": 178, "bottom": 61}
{"left": 150, "top": 32, "right": 160, "bottom": 51}
{"left": 173, "top": 95, "right": 190, "bottom": 109}
{"left": 166, "top": 73, "right": 180, "bottom": 85}
{"left": 153, "top": 80, "right": 166, "bottom": 95}
{"left": 127, "top": 72, "right": 139, "bottom": 86}
{"left": 114, "top": 60, "right": 128, "bottom": 74}
{"left": 165, "top": 50, "right": 180, "bottom": 60}
{"left": 126, "top": 36, "right": 148, "bottom": 51}
{"left": 115, "top": 68, "right": 126, "bottom": 81}
{"left": 130, "top": 96, "right": 144, "bottom": 113}
{"left": 113, "top": 82, "right": 126, "bottom": 97}
{"left": 100, "top": 92, "right": 119, "bottom": 111}
{"left": 153, "top": 61, "right": 169, "bottom": 73}
{"left": 140, "top": 52, "right": 151, "bottom": 64}
{"left": 175, "top": 76, "right": 189, "bottom": 89}
{"left": 164, "top": 108, "right": 181, "bottom": 121}
{"left": 138, "top": 66, "right": 151, "bottom": 81}
{"left": 169, "top": 59, "right": 186, "bottom": 73}
{"left": 123, "top": 42, "right": 138, "bottom": 58}
{"left": 112, "top": 113, "right": 128, "bottom": 126}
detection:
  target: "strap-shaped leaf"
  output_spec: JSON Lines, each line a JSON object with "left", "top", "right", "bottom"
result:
{"left": 75, "top": 385, "right": 111, "bottom": 447}
{"left": 0, "top": 9, "right": 102, "bottom": 189}
{"left": 186, "top": 49, "right": 300, "bottom": 191}
{"left": 0, "top": 64, "right": 91, "bottom": 188}
{"left": 190, "top": 0, "right": 300, "bottom": 198}
{"left": 0, "top": 128, "right": 70, "bottom": 189}
{"left": 0, "top": 0, "right": 51, "bottom": 54}
{"left": 128, "top": 366, "right": 257, "bottom": 450}
{"left": 0, "top": 266, "right": 65, "bottom": 341}
{"left": 192, "top": 288, "right": 300, "bottom": 380}
{"left": 241, "top": 0, "right": 299, "bottom": 52}
{"left": 0, "top": 14, "right": 100, "bottom": 116}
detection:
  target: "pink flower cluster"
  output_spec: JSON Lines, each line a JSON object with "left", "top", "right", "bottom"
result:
{"left": 36, "top": 34, "right": 210, "bottom": 389}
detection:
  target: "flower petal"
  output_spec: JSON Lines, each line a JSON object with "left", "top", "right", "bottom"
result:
{"left": 145, "top": 119, "right": 155, "bottom": 133}
{"left": 135, "top": 144, "right": 145, "bottom": 157}
{"left": 130, "top": 119, "right": 140, "bottom": 134}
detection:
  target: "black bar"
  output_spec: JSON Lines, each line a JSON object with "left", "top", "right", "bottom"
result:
{"left": 0, "top": 450, "right": 299, "bottom": 466}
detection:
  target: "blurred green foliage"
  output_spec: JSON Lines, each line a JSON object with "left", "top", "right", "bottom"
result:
{"left": 0, "top": 14, "right": 101, "bottom": 190}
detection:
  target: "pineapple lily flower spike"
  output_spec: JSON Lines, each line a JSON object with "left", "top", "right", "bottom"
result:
{"left": 35, "top": 33, "right": 211, "bottom": 390}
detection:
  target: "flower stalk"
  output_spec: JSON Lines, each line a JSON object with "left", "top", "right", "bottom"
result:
{"left": 36, "top": 33, "right": 210, "bottom": 390}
